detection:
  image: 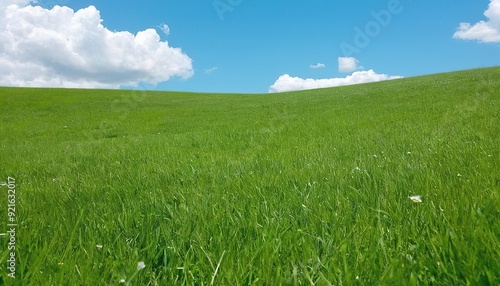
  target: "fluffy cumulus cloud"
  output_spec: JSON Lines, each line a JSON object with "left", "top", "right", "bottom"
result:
{"left": 338, "top": 57, "right": 361, "bottom": 73}
{"left": 453, "top": 0, "right": 500, "bottom": 43}
{"left": 269, "top": 70, "right": 403, "bottom": 93}
{"left": 0, "top": 1, "right": 193, "bottom": 88}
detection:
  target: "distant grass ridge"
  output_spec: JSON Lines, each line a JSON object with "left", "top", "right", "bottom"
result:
{"left": 0, "top": 67, "right": 499, "bottom": 285}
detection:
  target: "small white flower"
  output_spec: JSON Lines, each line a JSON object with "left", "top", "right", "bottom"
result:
{"left": 406, "top": 151, "right": 411, "bottom": 155}
{"left": 457, "top": 173, "right": 462, "bottom": 177}
{"left": 137, "top": 261, "right": 146, "bottom": 270}
{"left": 119, "top": 278, "right": 126, "bottom": 283}
{"left": 409, "top": 195, "right": 422, "bottom": 203}
{"left": 96, "top": 244, "right": 103, "bottom": 249}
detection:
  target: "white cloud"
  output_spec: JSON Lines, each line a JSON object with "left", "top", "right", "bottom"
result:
{"left": 204, "top": 67, "right": 218, "bottom": 74}
{"left": 0, "top": 2, "right": 193, "bottom": 88}
{"left": 453, "top": 0, "right": 500, "bottom": 43}
{"left": 158, "top": 23, "right": 170, "bottom": 36}
{"left": 338, "top": 57, "right": 361, "bottom": 73}
{"left": 1, "top": 0, "right": 31, "bottom": 9}
{"left": 269, "top": 70, "right": 403, "bottom": 93}
{"left": 310, "top": 63, "right": 326, "bottom": 69}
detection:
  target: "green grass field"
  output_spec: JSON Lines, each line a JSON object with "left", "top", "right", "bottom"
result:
{"left": 0, "top": 67, "right": 499, "bottom": 285}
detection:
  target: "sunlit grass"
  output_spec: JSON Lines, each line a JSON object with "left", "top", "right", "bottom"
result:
{"left": 0, "top": 67, "right": 499, "bottom": 285}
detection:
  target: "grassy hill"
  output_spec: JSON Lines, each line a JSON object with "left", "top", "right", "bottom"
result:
{"left": 0, "top": 67, "right": 499, "bottom": 285}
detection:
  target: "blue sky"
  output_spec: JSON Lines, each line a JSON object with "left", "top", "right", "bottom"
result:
{"left": 1, "top": 0, "right": 499, "bottom": 93}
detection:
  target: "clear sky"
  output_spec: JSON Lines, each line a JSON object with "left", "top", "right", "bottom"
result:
{"left": 1, "top": 0, "right": 499, "bottom": 93}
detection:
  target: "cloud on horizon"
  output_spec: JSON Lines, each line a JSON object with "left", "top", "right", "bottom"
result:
{"left": 270, "top": 58, "right": 402, "bottom": 93}
{"left": 453, "top": 0, "right": 500, "bottom": 43}
{"left": 0, "top": 1, "right": 193, "bottom": 88}
{"left": 269, "top": 70, "right": 403, "bottom": 93}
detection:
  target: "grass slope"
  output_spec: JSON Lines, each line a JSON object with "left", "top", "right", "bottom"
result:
{"left": 0, "top": 67, "right": 499, "bottom": 285}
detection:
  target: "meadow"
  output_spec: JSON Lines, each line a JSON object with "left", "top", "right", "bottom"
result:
{"left": 0, "top": 67, "right": 498, "bottom": 285}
